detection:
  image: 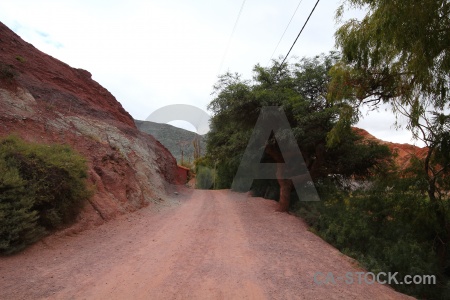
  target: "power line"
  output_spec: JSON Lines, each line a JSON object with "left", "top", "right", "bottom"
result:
{"left": 218, "top": 0, "right": 247, "bottom": 75}
{"left": 267, "top": 0, "right": 305, "bottom": 66}
{"left": 276, "top": 0, "right": 320, "bottom": 73}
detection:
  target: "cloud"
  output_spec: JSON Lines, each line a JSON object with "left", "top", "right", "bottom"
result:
{"left": 35, "top": 30, "right": 49, "bottom": 38}
{"left": 0, "top": 0, "right": 419, "bottom": 145}
{"left": 356, "top": 104, "right": 425, "bottom": 147}
{"left": 0, "top": 19, "right": 63, "bottom": 51}
{"left": 32, "top": 30, "right": 63, "bottom": 48}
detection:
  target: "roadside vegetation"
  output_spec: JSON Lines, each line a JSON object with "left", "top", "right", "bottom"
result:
{"left": 0, "top": 136, "right": 92, "bottom": 254}
{"left": 202, "top": 1, "right": 450, "bottom": 298}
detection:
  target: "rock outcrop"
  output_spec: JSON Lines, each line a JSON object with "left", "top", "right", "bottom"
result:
{"left": 0, "top": 22, "right": 177, "bottom": 231}
{"left": 353, "top": 127, "right": 428, "bottom": 170}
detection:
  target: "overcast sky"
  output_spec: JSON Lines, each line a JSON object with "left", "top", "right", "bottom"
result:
{"left": 0, "top": 0, "right": 423, "bottom": 146}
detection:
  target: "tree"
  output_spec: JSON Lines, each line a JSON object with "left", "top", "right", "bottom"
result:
{"left": 331, "top": 0, "right": 449, "bottom": 109}
{"left": 329, "top": 0, "right": 450, "bottom": 270}
{"left": 206, "top": 53, "right": 390, "bottom": 211}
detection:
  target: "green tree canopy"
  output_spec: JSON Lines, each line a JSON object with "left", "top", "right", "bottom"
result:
{"left": 206, "top": 53, "right": 390, "bottom": 211}
{"left": 329, "top": 0, "right": 449, "bottom": 147}
{"left": 329, "top": 0, "right": 450, "bottom": 273}
{"left": 331, "top": 0, "right": 449, "bottom": 109}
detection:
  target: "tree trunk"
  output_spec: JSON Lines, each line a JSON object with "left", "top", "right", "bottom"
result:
{"left": 425, "top": 147, "right": 448, "bottom": 271}
{"left": 277, "top": 179, "right": 293, "bottom": 212}
{"left": 266, "top": 145, "right": 294, "bottom": 212}
{"left": 275, "top": 159, "right": 293, "bottom": 212}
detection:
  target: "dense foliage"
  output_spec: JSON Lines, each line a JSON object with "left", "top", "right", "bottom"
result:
{"left": 206, "top": 53, "right": 390, "bottom": 210}
{"left": 0, "top": 136, "right": 92, "bottom": 254}
{"left": 331, "top": 0, "right": 449, "bottom": 110}
{"left": 298, "top": 169, "right": 449, "bottom": 298}
{"left": 326, "top": 1, "right": 450, "bottom": 297}
{"left": 205, "top": 37, "right": 449, "bottom": 297}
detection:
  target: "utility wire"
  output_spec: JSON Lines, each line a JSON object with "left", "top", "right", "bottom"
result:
{"left": 218, "top": 0, "right": 247, "bottom": 75}
{"left": 276, "top": 0, "right": 320, "bottom": 74}
{"left": 267, "top": 0, "right": 304, "bottom": 66}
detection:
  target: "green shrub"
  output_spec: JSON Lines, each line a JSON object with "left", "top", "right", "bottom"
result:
{"left": 15, "top": 55, "right": 26, "bottom": 63}
{"left": 0, "top": 162, "right": 45, "bottom": 254}
{"left": 250, "top": 179, "right": 279, "bottom": 200}
{"left": 295, "top": 177, "right": 448, "bottom": 299}
{"left": 195, "top": 166, "right": 215, "bottom": 189}
{"left": 0, "top": 63, "right": 16, "bottom": 82}
{"left": 0, "top": 135, "right": 92, "bottom": 254}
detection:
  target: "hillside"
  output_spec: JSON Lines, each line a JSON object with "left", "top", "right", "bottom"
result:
{"left": 0, "top": 21, "right": 178, "bottom": 231}
{"left": 353, "top": 128, "right": 428, "bottom": 170}
{"left": 135, "top": 119, "right": 206, "bottom": 163}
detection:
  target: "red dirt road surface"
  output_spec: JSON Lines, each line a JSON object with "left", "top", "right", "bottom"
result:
{"left": 0, "top": 189, "right": 412, "bottom": 299}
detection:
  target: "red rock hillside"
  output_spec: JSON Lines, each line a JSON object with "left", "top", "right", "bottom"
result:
{"left": 353, "top": 127, "right": 428, "bottom": 170}
{"left": 0, "top": 22, "right": 178, "bottom": 231}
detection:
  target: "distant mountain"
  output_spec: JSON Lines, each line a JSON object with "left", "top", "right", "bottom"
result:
{"left": 135, "top": 120, "right": 206, "bottom": 163}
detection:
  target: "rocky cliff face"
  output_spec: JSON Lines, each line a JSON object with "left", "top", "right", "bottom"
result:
{"left": 0, "top": 22, "right": 177, "bottom": 231}
{"left": 353, "top": 127, "right": 428, "bottom": 170}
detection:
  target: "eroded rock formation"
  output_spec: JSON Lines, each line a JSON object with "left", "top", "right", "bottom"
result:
{"left": 0, "top": 22, "right": 177, "bottom": 232}
{"left": 353, "top": 127, "right": 428, "bottom": 170}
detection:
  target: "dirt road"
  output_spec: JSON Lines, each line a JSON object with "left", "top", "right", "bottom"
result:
{"left": 0, "top": 189, "right": 411, "bottom": 299}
